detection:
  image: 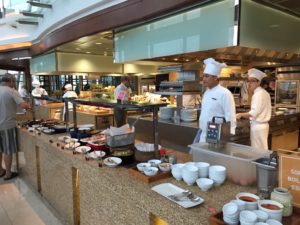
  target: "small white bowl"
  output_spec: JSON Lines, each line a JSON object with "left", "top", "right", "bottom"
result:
{"left": 75, "top": 146, "right": 91, "bottom": 154}
{"left": 103, "top": 157, "right": 122, "bottom": 168}
{"left": 144, "top": 167, "right": 158, "bottom": 176}
{"left": 137, "top": 163, "right": 151, "bottom": 172}
{"left": 239, "top": 210, "right": 257, "bottom": 223}
{"left": 196, "top": 178, "right": 214, "bottom": 191}
{"left": 171, "top": 163, "right": 184, "bottom": 180}
{"left": 65, "top": 138, "right": 79, "bottom": 143}
{"left": 265, "top": 219, "right": 283, "bottom": 225}
{"left": 258, "top": 200, "right": 283, "bottom": 222}
{"left": 253, "top": 210, "right": 269, "bottom": 222}
{"left": 158, "top": 163, "right": 172, "bottom": 172}
{"left": 236, "top": 192, "right": 260, "bottom": 211}
{"left": 148, "top": 159, "right": 162, "bottom": 167}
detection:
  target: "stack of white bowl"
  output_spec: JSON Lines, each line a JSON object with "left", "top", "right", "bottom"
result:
{"left": 180, "top": 108, "right": 197, "bottom": 122}
{"left": 182, "top": 164, "right": 198, "bottom": 185}
{"left": 171, "top": 163, "right": 185, "bottom": 181}
{"left": 222, "top": 202, "right": 239, "bottom": 225}
{"left": 195, "top": 162, "right": 210, "bottom": 178}
{"left": 209, "top": 165, "right": 226, "bottom": 186}
{"left": 239, "top": 210, "right": 257, "bottom": 225}
{"left": 159, "top": 107, "right": 175, "bottom": 120}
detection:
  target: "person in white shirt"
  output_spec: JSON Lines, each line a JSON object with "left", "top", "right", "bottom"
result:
{"left": 62, "top": 84, "right": 78, "bottom": 121}
{"left": 31, "top": 80, "right": 48, "bottom": 106}
{"left": 114, "top": 75, "right": 131, "bottom": 127}
{"left": 19, "top": 85, "right": 29, "bottom": 98}
{"left": 197, "top": 58, "right": 236, "bottom": 143}
{"left": 236, "top": 68, "right": 272, "bottom": 151}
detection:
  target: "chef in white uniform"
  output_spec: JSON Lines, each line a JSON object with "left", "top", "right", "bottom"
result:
{"left": 197, "top": 58, "right": 236, "bottom": 143}
{"left": 236, "top": 68, "right": 271, "bottom": 151}
{"left": 31, "top": 80, "right": 48, "bottom": 106}
{"left": 62, "top": 83, "right": 78, "bottom": 120}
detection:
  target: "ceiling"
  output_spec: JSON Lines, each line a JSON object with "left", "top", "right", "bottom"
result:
{"left": 55, "top": 0, "right": 300, "bottom": 66}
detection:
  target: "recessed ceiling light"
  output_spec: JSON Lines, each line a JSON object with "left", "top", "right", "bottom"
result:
{"left": 104, "top": 52, "right": 107, "bottom": 56}
{"left": 86, "top": 52, "right": 91, "bottom": 54}
{"left": 76, "top": 48, "right": 81, "bottom": 50}
{"left": 95, "top": 42, "right": 102, "bottom": 45}
{"left": 185, "top": 59, "right": 190, "bottom": 62}
{"left": 174, "top": 58, "right": 178, "bottom": 61}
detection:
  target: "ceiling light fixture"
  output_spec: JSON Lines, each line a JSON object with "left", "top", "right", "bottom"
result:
{"left": 95, "top": 42, "right": 102, "bottom": 45}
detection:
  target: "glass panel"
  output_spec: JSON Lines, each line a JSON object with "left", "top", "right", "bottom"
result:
{"left": 114, "top": 0, "right": 235, "bottom": 63}
{"left": 240, "top": 0, "right": 300, "bottom": 53}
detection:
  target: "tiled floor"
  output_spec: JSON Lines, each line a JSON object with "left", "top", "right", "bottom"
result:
{"left": 0, "top": 177, "right": 64, "bottom": 225}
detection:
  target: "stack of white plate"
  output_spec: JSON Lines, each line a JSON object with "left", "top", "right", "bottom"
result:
{"left": 222, "top": 202, "right": 239, "bottom": 225}
{"left": 209, "top": 165, "right": 226, "bottom": 186}
{"left": 180, "top": 108, "right": 197, "bottom": 122}
{"left": 159, "top": 107, "right": 175, "bottom": 120}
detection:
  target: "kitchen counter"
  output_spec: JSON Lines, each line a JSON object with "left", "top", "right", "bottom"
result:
{"left": 17, "top": 128, "right": 256, "bottom": 225}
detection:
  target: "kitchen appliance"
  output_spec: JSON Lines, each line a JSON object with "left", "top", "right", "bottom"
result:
{"left": 206, "top": 117, "right": 230, "bottom": 148}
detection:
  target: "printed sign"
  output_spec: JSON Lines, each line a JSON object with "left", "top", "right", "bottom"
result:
{"left": 279, "top": 154, "right": 300, "bottom": 207}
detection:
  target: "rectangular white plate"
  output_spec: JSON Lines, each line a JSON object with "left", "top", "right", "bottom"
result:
{"left": 151, "top": 183, "right": 204, "bottom": 208}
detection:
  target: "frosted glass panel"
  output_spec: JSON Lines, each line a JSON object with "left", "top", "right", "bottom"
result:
{"left": 240, "top": 0, "right": 300, "bottom": 53}
{"left": 30, "top": 53, "right": 57, "bottom": 74}
{"left": 114, "top": 0, "right": 235, "bottom": 63}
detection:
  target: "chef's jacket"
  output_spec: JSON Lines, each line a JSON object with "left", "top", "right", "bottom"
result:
{"left": 31, "top": 87, "right": 48, "bottom": 105}
{"left": 62, "top": 91, "right": 78, "bottom": 115}
{"left": 114, "top": 83, "right": 129, "bottom": 101}
{"left": 249, "top": 86, "right": 271, "bottom": 150}
{"left": 199, "top": 84, "right": 236, "bottom": 142}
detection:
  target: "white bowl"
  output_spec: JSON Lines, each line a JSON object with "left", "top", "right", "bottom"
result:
{"left": 236, "top": 192, "right": 260, "bottom": 211}
{"left": 86, "top": 151, "right": 105, "bottom": 159}
{"left": 75, "top": 146, "right": 91, "bottom": 154}
{"left": 103, "top": 157, "right": 122, "bottom": 168}
{"left": 195, "top": 162, "right": 210, "bottom": 178}
{"left": 254, "top": 222, "right": 268, "bottom": 225}
{"left": 265, "top": 219, "right": 283, "bottom": 225}
{"left": 182, "top": 165, "right": 198, "bottom": 185}
{"left": 253, "top": 210, "right": 269, "bottom": 222}
{"left": 148, "top": 159, "right": 162, "bottom": 167}
{"left": 137, "top": 163, "right": 151, "bottom": 172}
{"left": 239, "top": 210, "right": 258, "bottom": 223}
{"left": 196, "top": 178, "right": 214, "bottom": 191}
{"left": 158, "top": 163, "right": 172, "bottom": 172}
{"left": 222, "top": 202, "right": 239, "bottom": 216}
{"left": 231, "top": 199, "right": 246, "bottom": 211}
{"left": 258, "top": 200, "right": 283, "bottom": 222}
{"left": 65, "top": 142, "right": 80, "bottom": 149}
{"left": 144, "top": 167, "right": 158, "bottom": 176}
{"left": 171, "top": 163, "right": 184, "bottom": 180}
{"left": 65, "top": 138, "right": 79, "bottom": 143}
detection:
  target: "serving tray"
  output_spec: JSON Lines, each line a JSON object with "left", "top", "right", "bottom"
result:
{"left": 128, "top": 167, "right": 172, "bottom": 183}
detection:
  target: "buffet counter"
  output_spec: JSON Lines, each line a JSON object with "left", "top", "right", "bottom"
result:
{"left": 17, "top": 128, "right": 255, "bottom": 225}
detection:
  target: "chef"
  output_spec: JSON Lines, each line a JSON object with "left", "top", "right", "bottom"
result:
{"left": 31, "top": 80, "right": 48, "bottom": 106}
{"left": 236, "top": 68, "right": 271, "bottom": 151}
{"left": 114, "top": 75, "right": 131, "bottom": 127}
{"left": 197, "top": 58, "right": 236, "bottom": 143}
{"left": 62, "top": 83, "right": 78, "bottom": 121}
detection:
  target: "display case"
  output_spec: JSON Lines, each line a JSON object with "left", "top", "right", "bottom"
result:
{"left": 275, "top": 80, "right": 300, "bottom": 107}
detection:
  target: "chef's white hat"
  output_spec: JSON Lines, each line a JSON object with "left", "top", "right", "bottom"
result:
{"left": 64, "top": 83, "right": 73, "bottom": 91}
{"left": 32, "top": 79, "right": 40, "bottom": 87}
{"left": 203, "top": 58, "right": 227, "bottom": 77}
{"left": 248, "top": 68, "right": 266, "bottom": 81}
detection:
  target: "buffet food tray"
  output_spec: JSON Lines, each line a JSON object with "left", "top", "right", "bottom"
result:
{"left": 128, "top": 167, "right": 172, "bottom": 184}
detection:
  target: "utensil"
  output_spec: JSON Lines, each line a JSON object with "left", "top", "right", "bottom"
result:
{"left": 168, "top": 190, "right": 200, "bottom": 202}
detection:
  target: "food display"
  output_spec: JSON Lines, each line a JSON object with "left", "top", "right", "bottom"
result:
{"left": 77, "top": 105, "right": 110, "bottom": 114}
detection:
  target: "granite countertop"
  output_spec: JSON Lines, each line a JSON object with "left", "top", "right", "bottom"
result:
{"left": 19, "top": 128, "right": 257, "bottom": 225}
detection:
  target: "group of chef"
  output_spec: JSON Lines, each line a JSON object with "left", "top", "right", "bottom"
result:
{"left": 196, "top": 57, "right": 272, "bottom": 151}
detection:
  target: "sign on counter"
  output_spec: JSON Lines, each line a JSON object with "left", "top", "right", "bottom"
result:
{"left": 279, "top": 153, "right": 300, "bottom": 207}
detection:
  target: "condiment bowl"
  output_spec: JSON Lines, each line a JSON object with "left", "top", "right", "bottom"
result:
{"left": 148, "top": 159, "right": 162, "bottom": 167}
{"left": 258, "top": 200, "right": 283, "bottom": 222}
{"left": 236, "top": 192, "right": 260, "bottom": 211}
{"left": 144, "top": 167, "right": 158, "bottom": 176}
{"left": 137, "top": 162, "right": 151, "bottom": 173}
{"left": 196, "top": 178, "right": 214, "bottom": 191}
{"left": 158, "top": 162, "right": 172, "bottom": 172}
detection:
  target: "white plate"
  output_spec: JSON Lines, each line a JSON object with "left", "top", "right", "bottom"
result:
{"left": 86, "top": 151, "right": 106, "bottom": 159}
{"left": 65, "top": 142, "right": 80, "bottom": 149}
{"left": 43, "top": 129, "right": 55, "bottom": 134}
{"left": 103, "top": 157, "right": 122, "bottom": 167}
{"left": 78, "top": 124, "right": 95, "bottom": 129}
{"left": 151, "top": 183, "right": 204, "bottom": 208}
{"left": 75, "top": 146, "right": 91, "bottom": 154}
{"left": 58, "top": 136, "right": 71, "bottom": 142}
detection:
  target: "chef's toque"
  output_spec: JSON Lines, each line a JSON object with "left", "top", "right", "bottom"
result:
{"left": 248, "top": 68, "right": 266, "bottom": 81}
{"left": 64, "top": 83, "right": 73, "bottom": 91}
{"left": 203, "top": 58, "right": 227, "bottom": 77}
{"left": 32, "top": 79, "right": 41, "bottom": 88}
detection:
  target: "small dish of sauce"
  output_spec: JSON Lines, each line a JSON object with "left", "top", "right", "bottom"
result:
{"left": 261, "top": 204, "right": 281, "bottom": 210}
{"left": 239, "top": 196, "right": 257, "bottom": 202}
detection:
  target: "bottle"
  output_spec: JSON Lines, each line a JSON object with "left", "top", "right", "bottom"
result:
{"left": 271, "top": 187, "right": 293, "bottom": 217}
{"left": 159, "top": 148, "right": 168, "bottom": 163}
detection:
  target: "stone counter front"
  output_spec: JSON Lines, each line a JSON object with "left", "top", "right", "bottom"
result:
{"left": 17, "top": 128, "right": 256, "bottom": 225}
